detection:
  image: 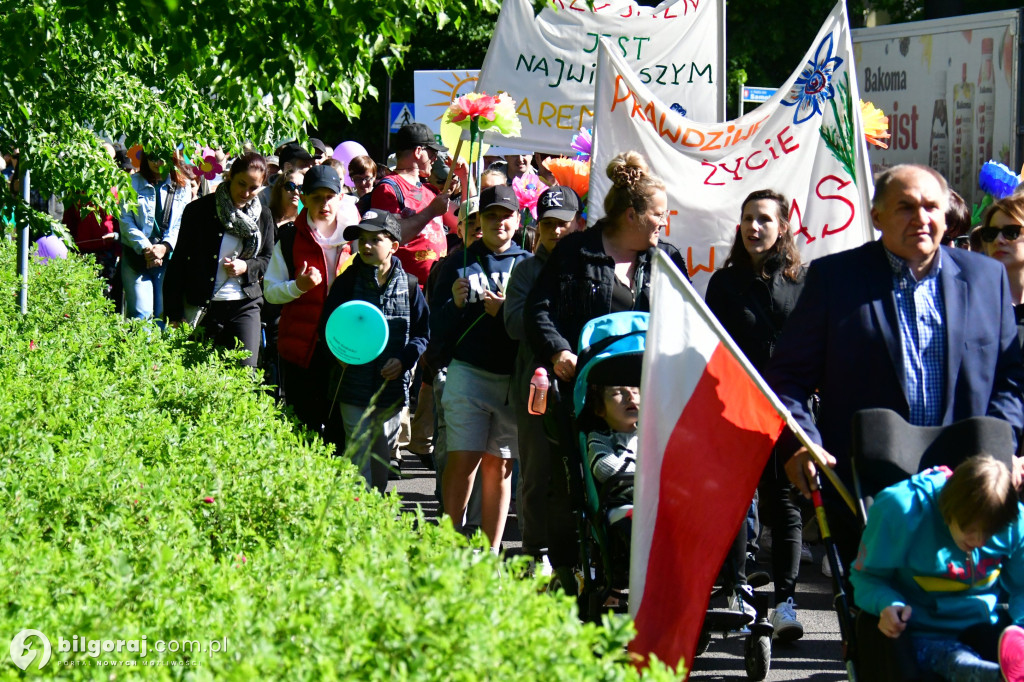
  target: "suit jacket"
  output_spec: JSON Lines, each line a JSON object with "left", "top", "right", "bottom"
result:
{"left": 765, "top": 240, "right": 1024, "bottom": 485}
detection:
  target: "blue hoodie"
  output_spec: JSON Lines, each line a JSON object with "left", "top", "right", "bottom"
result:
{"left": 851, "top": 467, "right": 1024, "bottom": 638}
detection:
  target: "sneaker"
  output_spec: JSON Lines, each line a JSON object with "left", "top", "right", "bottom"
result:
{"left": 999, "top": 624, "right": 1024, "bottom": 682}
{"left": 801, "top": 542, "right": 814, "bottom": 564}
{"left": 821, "top": 555, "right": 833, "bottom": 578}
{"left": 727, "top": 585, "right": 757, "bottom": 626}
{"left": 770, "top": 598, "right": 805, "bottom": 642}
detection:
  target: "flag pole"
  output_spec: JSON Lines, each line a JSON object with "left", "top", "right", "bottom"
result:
{"left": 654, "top": 251, "right": 858, "bottom": 515}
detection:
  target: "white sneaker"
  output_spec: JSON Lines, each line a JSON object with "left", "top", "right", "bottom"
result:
{"left": 821, "top": 555, "right": 833, "bottom": 578}
{"left": 800, "top": 542, "right": 813, "bottom": 564}
{"left": 727, "top": 585, "right": 757, "bottom": 625}
{"left": 770, "top": 598, "right": 804, "bottom": 642}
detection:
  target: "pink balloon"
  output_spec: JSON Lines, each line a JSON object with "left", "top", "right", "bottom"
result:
{"left": 332, "top": 141, "right": 370, "bottom": 187}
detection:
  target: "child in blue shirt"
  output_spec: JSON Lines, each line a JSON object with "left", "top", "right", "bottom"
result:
{"left": 851, "top": 455, "right": 1024, "bottom": 682}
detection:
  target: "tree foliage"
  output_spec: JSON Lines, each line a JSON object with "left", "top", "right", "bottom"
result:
{"left": 0, "top": 0, "right": 498, "bottom": 238}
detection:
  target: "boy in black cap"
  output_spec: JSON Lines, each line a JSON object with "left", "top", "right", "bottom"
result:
{"left": 430, "top": 185, "right": 532, "bottom": 550}
{"left": 319, "top": 209, "right": 430, "bottom": 494}
{"left": 504, "top": 185, "right": 583, "bottom": 571}
{"left": 371, "top": 122, "right": 451, "bottom": 285}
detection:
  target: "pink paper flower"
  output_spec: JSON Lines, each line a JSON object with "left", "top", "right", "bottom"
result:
{"left": 191, "top": 147, "right": 223, "bottom": 181}
{"left": 449, "top": 94, "right": 497, "bottom": 124}
{"left": 512, "top": 173, "right": 542, "bottom": 220}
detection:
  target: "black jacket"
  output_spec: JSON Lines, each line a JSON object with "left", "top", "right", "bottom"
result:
{"left": 704, "top": 261, "right": 807, "bottom": 371}
{"left": 524, "top": 222, "right": 689, "bottom": 363}
{"left": 164, "top": 193, "right": 275, "bottom": 321}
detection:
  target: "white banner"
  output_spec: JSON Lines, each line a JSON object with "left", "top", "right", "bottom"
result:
{"left": 476, "top": 0, "right": 725, "bottom": 155}
{"left": 590, "top": 0, "right": 875, "bottom": 293}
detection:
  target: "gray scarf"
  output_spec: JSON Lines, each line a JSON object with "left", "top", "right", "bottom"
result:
{"left": 215, "top": 181, "right": 262, "bottom": 260}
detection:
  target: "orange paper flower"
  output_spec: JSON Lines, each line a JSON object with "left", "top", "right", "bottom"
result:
{"left": 860, "top": 100, "right": 890, "bottom": 149}
{"left": 542, "top": 157, "right": 590, "bottom": 199}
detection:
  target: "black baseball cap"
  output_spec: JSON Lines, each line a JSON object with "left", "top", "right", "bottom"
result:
{"left": 302, "top": 165, "right": 342, "bottom": 194}
{"left": 343, "top": 209, "right": 402, "bottom": 242}
{"left": 309, "top": 138, "right": 328, "bottom": 156}
{"left": 279, "top": 142, "right": 314, "bottom": 167}
{"left": 537, "top": 185, "right": 581, "bottom": 222}
{"left": 479, "top": 184, "right": 519, "bottom": 212}
{"left": 394, "top": 123, "right": 448, "bottom": 153}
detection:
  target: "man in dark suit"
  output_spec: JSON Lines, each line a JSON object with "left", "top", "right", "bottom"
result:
{"left": 766, "top": 164, "right": 1024, "bottom": 560}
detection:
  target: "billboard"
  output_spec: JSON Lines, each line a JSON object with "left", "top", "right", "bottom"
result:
{"left": 852, "top": 10, "right": 1022, "bottom": 206}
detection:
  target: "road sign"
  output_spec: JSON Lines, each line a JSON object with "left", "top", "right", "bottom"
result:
{"left": 741, "top": 86, "right": 778, "bottom": 103}
{"left": 389, "top": 102, "right": 415, "bottom": 131}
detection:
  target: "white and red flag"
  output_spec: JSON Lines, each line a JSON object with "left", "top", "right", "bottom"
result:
{"left": 629, "top": 251, "right": 789, "bottom": 671}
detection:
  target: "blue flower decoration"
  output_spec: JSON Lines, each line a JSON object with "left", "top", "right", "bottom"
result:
{"left": 781, "top": 33, "right": 844, "bottom": 125}
{"left": 670, "top": 103, "right": 687, "bottom": 117}
{"left": 979, "top": 160, "right": 1022, "bottom": 200}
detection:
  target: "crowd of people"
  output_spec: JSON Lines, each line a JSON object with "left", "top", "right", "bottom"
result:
{"left": 30, "top": 122, "right": 1024, "bottom": 677}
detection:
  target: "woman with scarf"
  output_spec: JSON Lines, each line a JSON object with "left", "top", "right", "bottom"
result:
{"left": 164, "top": 152, "right": 275, "bottom": 368}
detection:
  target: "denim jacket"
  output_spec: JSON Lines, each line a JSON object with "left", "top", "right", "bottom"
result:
{"left": 119, "top": 173, "right": 189, "bottom": 255}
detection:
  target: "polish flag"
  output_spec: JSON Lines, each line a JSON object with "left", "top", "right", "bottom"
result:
{"left": 629, "top": 251, "right": 790, "bottom": 671}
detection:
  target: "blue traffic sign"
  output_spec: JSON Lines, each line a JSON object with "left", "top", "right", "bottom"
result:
{"left": 390, "top": 103, "right": 415, "bottom": 131}
{"left": 741, "top": 86, "right": 778, "bottom": 103}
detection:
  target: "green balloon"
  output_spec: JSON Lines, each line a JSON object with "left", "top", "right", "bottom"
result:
{"left": 325, "top": 301, "right": 389, "bottom": 365}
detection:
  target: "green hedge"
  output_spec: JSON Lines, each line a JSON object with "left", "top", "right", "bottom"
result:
{"left": 0, "top": 242, "right": 682, "bottom": 681}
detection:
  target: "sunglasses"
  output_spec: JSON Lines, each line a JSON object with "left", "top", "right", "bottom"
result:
{"left": 952, "top": 235, "right": 971, "bottom": 249}
{"left": 977, "top": 224, "right": 1024, "bottom": 243}
{"left": 284, "top": 182, "right": 301, "bottom": 192}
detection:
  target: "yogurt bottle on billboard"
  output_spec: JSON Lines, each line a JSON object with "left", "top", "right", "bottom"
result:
{"left": 928, "top": 70, "right": 950, "bottom": 180}
{"left": 975, "top": 37, "right": 996, "bottom": 203}
{"left": 951, "top": 63, "right": 974, "bottom": 197}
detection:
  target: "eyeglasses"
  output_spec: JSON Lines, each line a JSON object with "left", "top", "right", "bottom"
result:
{"left": 952, "top": 235, "right": 971, "bottom": 249}
{"left": 977, "top": 224, "right": 1024, "bottom": 243}
{"left": 284, "top": 182, "right": 300, "bottom": 193}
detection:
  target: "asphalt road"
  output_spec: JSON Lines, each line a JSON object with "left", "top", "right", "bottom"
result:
{"left": 393, "top": 452, "right": 850, "bottom": 682}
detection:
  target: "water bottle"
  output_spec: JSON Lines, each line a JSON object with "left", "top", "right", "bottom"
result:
{"left": 528, "top": 367, "right": 549, "bottom": 416}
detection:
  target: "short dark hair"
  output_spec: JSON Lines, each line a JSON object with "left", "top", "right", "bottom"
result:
{"left": 942, "top": 190, "right": 971, "bottom": 243}
{"left": 939, "top": 455, "right": 1019, "bottom": 537}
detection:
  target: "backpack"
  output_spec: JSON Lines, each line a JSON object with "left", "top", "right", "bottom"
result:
{"left": 356, "top": 177, "right": 406, "bottom": 217}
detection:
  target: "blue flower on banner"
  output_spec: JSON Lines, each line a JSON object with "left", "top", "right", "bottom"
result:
{"left": 781, "top": 32, "right": 844, "bottom": 125}
{"left": 670, "top": 103, "right": 687, "bottom": 117}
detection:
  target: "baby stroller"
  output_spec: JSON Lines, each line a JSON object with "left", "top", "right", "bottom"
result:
{"left": 557, "top": 311, "right": 773, "bottom": 680}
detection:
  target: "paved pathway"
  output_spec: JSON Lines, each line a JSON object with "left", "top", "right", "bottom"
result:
{"left": 393, "top": 453, "right": 850, "bottom": 681}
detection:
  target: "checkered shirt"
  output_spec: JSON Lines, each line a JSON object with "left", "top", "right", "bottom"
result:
{"left": 885, "top": 247, "right": 947, "bottom": 426}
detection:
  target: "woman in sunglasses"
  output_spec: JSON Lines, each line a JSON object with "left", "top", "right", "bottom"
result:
{"left": 269, "top": 169, "right": 306, "bottom": 237}
{"left": 977, "top": 194, "right": 1024, "bottom": 346}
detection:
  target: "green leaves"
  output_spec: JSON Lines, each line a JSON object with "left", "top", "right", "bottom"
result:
{"left": 0, "top": 242, "right": 685, "bottom": 680}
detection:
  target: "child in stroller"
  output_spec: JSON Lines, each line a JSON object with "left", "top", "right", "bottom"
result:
{"left": 581, "top": 383, "right": 640, "bottom": 589}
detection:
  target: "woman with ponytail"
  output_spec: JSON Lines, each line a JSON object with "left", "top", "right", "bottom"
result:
{"left": 523, "top": 151, "right": 688, "bottom": 585}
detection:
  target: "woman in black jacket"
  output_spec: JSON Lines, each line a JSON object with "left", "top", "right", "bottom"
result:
{"left": 705, "top": 188, "right": 807, "bottom": 643}
{"left": 523, "top": 151, "right": 687, "bottom": 585}
{"left": 164, "top": 152, "right": 275, "bottom": 368}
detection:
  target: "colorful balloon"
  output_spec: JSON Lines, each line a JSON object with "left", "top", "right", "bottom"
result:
{"left": 324, "top": 300, "right": 389, "bottom": 365}
{"left": 332, "top": 141, "right": 370, "bottom": 187}
{"left": 35, "top": 235, "right": 68, "bottom": 263}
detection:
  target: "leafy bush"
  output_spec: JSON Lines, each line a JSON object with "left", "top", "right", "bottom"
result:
{"left": 0, "top": 242, "right": 683, "bottom": 681}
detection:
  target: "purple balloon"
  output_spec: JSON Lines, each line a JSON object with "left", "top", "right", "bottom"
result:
{"left": 332, "top": 141, "right": 370, "bottom": 187}
{"left": 35, "top": 235, "right": 68, "bottom": 263}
